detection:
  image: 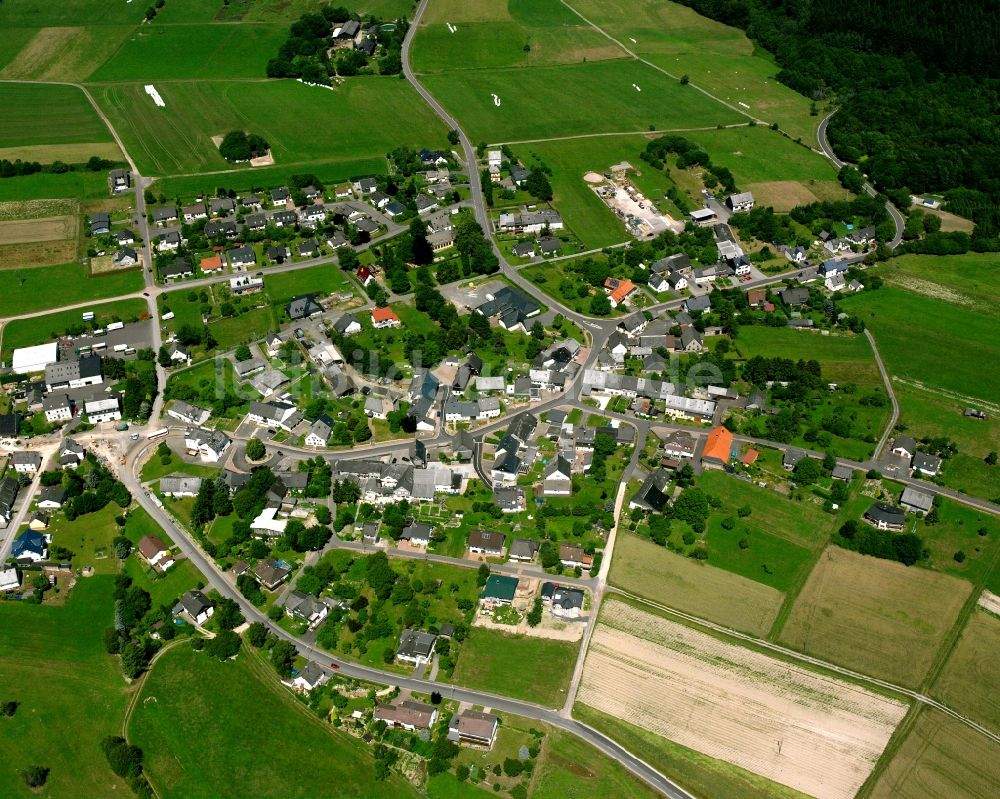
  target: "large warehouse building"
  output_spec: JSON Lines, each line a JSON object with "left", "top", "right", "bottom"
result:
{"left": 11, "top": 343, "right": 58, "bottom": 375}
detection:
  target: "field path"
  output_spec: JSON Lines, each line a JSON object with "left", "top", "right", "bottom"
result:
{"left": 866, "top": 329, "right": 900, "bottom": 458}
{"left": 489, "top": 123, "right": 750, "bottom": 147}
{"left": 611, "top": 589, "right": 1000, "bottom": 749}
{"left": 557, "top": 1, "right": 765, "bottom": 127}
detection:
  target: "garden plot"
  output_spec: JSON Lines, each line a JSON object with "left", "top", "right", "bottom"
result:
{"left": 578, "top": 600, "right": 907, "bottom": 799}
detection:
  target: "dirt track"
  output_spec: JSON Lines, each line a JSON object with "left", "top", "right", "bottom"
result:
{"left": 578, "top": 601, "right": 907, "bottom": 799}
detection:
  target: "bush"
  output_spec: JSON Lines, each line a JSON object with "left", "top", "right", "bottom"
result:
{"left": 954, "top": 550, "right": 967, "bottom": 563}
{"left": 245, "top": 438, "right": 266, "bottom": 461}
{"left": 205, "top": 629, "right": 242, "bottom": 660}
{"left": 2, "top": 700, "right": 18, "bottom": 717}
{"left": 101, "top": 736, "right": 144, "bottom": 781}
{"left": 738, "top": 537, "right": 749, "bottom": 549}
{"left": 21, "top": 765, "right": 49, "bottom": 788}
{"left": 245, "top": 622, "right": 268, "bottom": 648}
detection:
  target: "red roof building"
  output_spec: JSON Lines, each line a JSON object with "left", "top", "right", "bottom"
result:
{"left": 701, "top": 426, "right": 734, "bottom": 469}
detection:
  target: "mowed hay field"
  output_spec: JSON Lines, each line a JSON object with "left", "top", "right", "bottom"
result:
{"left": 0, "top": 25, "right": 136, "bottom": 81}
{"left": 840, "top": 286, "right": 1000, "bottom": 404}
{"left": 415, "top": 0, "right": 625, "bottom": 72}
{"left": 869, "top": 708, "right": 1000, "bottom": 799}
{"left": 0, "top": 198, "right": 81, "bottom": 268}
{"left": 778, "top": 547, "right": 972, "bottom": 688}
{"left": 930, "top": 608, "right": 1000, "bottom": 732}
{"left": 93, "top": 79, "right": 448, "bottom": 176}
{"left": 131, "top": 645, "right": 412, "bottom": 799}
{"left": 566, "top": 0, "right": 817, "bottom": 144}
{"left": 0, "top": 83, "right": 116, "bottom": 151}
{"left": 610, "top": 533, "right": 784, "bottom": 636}
{"left": 579, "top": 601, "right": 907, "bottom": 799}
{"left": 419, "top": 59, "right": 740, "bottom": 145}
{"left": 0, "top": 215, "right": 78, "bottom": 244}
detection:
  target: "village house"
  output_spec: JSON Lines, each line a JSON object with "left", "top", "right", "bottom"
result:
{"left": 138, "top": 535, "right": 174, "bottom": 572}
{"left": 468, "top": 529, "right": 505, "bottom": 557}
{"left": 448, "top": 710, "right": 499, "bottom": 748}
{"left": 396, "top": 629, "right": 437, "bottom": 666}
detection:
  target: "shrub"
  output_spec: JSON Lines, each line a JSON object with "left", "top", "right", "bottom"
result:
{"left": 21, "top": 765, "right": 49, "bottom": 788}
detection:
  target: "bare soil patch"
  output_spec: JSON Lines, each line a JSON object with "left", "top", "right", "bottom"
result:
{"left": 250, "top": 150, "right": 275, "bottom": 167}
{"left": 920, "top": 207, "right": 974, "bottom": 233}
{"left": 579, "top": 600, "right": 906, "bottom": 799}
{"left": 778, "top": 546, "right": 971, "bottom": 688}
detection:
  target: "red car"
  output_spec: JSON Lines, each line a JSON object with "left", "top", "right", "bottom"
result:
{"left": 329, "top": 663, "right": 340, "bottom": 670}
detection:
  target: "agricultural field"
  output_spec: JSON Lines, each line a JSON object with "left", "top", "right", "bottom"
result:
{"left": 564, "top": 0, "right": 819, "bottom": 145}
{"left": 93, "top": 79, "right": 448, "bottom": 176}
{"left": 931, "top": 608, "right": 1000, "bottom": 732}
{"left": 130, "top": 645, "right": 412, "bottom": 799}
{"left": 914, "top": 497, "right": 998, "bottom": 586}
{"left": 89, "top": 23, "right": 290, "bottom": 81}
{"left": 0, "top": 577, "right": 130, "bottom": 799}
{"left": 419, "top": 59, "right": 740, "bottom": 145}
{"left": 869, "top": 708, "right": 1000, "bottom": 799}
{"left": 415, "top": 0, "right": 625, "bottom": 72}
{"left": 778, "top": 546, "right": 971, "bottom": 688}
{"left": 0, "top": 84, "right": 117, "bottom": 157}
{"left": 1, "top": 297, "right": 148, "bottom": 359}
{"left": 609, "top": 532, "right": 784, "bottom": 636}
{"left": 579, "top": 600, "right": 907, "bottom": 799}
{"left": 0, "top": 261, "right": 143, "bottom": 317}
{"left": 840, "top": 286, "right": 1000, "bottom": 404}
{"left": 0, "top": 25, "right": 137, "bottom": 82}
{"left": 453, "top": 628, "right": 579, "bottom": 708}
{"left": 0, "top": 170, "right": 115, "bottom": 202}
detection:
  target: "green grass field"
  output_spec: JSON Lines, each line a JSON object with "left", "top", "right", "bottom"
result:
{"left": 0, "top": 25, "right": 137, "bottom": 82}
{"left": 0, "top": 83, "right": 114, "bottom": 149}
{"left": 263, "top": 264, "right": 354, "bottom": 305}
{"left": 0, "top": 170, "right": 116, "bottom": 202}
{"left": 565, "top": 0, "right": 818, "bottom": 145}
{"left": 733, "top": 326, "right": 882, "bottom": 386}
{"left": 453, "top": 628, "right": 578, "bottom": 708}
{"left": 47, "top": 503, "right": 127, "bottom": 575}
{"left": 94, "top": 78, "right": 449, "bottom": 176}
{"left": 130, "top": 645, "right": 414, "bottom": 799}
{"left": 0, "top": 0, "right": 144, "bottom": 25}
{"left": 414, "top": 0, "right": 625, "bottom": 72}
{"left": 1, "top": 298, "right": 148, "bottom": 360}
{"left": 930, "top": 609, "right": 1000, "bottom": 733}
{"left": 0, "top": 262, "right": 143, "bottom": 316}
{"left": 0, "top": 25, "right": 38, "bottom": 71}
{"left": 0, "top": 577, "right": 130, "bottom": 798}
{"left": 841, "top": 287, "right": 999, "bottom": 404}
{"left": 420, "top": 59, "right": 740, "bottom": 145}
{"left": 876, "top": 252, "right": 1000, "bottom": 319}
{"left": 89, "top": 24, "right": 290, "bottom": 81}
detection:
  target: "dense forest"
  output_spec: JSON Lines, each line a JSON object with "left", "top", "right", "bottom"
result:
{"left": 672, "top": 0, "right": 1000, "bottom": 238}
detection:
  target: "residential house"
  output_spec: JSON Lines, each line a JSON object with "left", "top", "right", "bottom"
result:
{"left": 298, "top": 239, "right": 319, "bottom": 258}
{"left": 832, "top": 464, "right": 854, "bottom": 481}
{"left": 333, "top": 313, "right": 362, "bottom": 336}
{"left": 270, "top": 187, "right": 291, "bottom": 206}
{"left": 701, "top": 426, "right": 733, "bottom": 469}
{"left": 83, "top": 393, "right": 122, "bottom": 423}
{"left": 160, "top": 475, "right": 203, "bottom": 498}
{"left": 173, "top": 590, "right": 214, "bottom": 625}
{"left": 507, "top": 537, "right": 538, "bottom": 562}
{"left": 109, "top": 168, "right": 131, "bottom": 194}
{"left": 912, "top": 451, "right": 942, "bottom": 477}
{"left": 152, "top": 206, "right": 178, "bottom": 225}
{"left": 780, "top": 287, "right": 810, "bottom": 307}
{"left": 113, "top": 247, "right": 138, "bottom": 268}
{"left": 684, "top": 294, "right": 711, "bottom": 314}
{"left": 559, "top": 543, "right": 593, "bottom": 570}
{"left": 200, "top": 254, "right": 224, "bottom": 273}
{"left": 168, "top": 400, "right": 211, "bottom": 426}
{"left": 783, "top": 448, "right": 807, "bottom": 470}
{"left": 726, "top": 191, "right": 754, "bottom": 212}
{"left": 543, "top": 455, "right": 572, "bottom": 496}
{"left": 184, "top": 427, "right": 231, "bottom": 463}
{"left": 494, "top": 487, "right": 526, "bottom": 514}
{"left": 138, "top": 535, "right": 174, "bottom": 571}
{"left": 496, "top": 209, "right": 563, "bottom": 235}
{"left": 290, "top": 661, "right": 329, "bottom": 692}
{"left": 371, "top": 306, "right": 400, "bottom": 329}
{"left": 511, "top": 240, "right": 536, "bottom": 259}
{"left": 662, "top": 431, "right": 697, "bottom": 460}
{"left": 891, "top": 436, "right": 916, "bottom": 460}
{"left": 266, "top": 244, "right": 291, "bottom": 263}
{"left": 247, "top": 400, "right": 300, "bottom": 430}
{"left": 375, "top": 700, "right": 438, "bottom": 732}
{"left": 603, "top": 277, "right": 636, "bottom": 308}
{"left": 284, "top": 591, "right": 334, "bottom": 627}
{"left": 480, "top": 574, "right": 518, "bottom": 611}
{"left": 11, "top": 451, "right": 42, "bottom": 474}
{"left": 468, "top": 530, "right": 505, "bottom": 557}
{"left": 286, "top": 294, "right": 323, "bottom": 320}
{"left": 155, "top": 231, "right": 182, "bottom": 252}
{"left": 90, "top": 212, "right": 111, "bottom": 235}
{"left": 400, "top": 523, "right": 432, "bottom": 547}
{"left": 550, "top": 585, "right": 585, "bottom": 619}
{"left": 396, "top": 629, "right": 437, "bottom": 665}
{"left": 254, "top": 558, "right": 291, "bottom": 590}
{"left": 37, "top": 485, "right": 67, "bottom": 510}
{"left": 11, "top": 529, "right": 46, "bottom": 561}
{"left": 864, "top": 503, "right": 906, "bottom": 531}
{"left": 0, "top": 477, "right": 20, "bottom": 526}
{"left": 448, "top": 710, "right": 499, "bottom": 748}
{"left": 629, "top": 469, "right": 670, "bottom": 511}
{"left": 227, "top": 246, "right": 256, "bottom": 269}
{"left": 305, "top": 414, "right": 333, "bottom": 447}
{"left": 475, "top": 285, "right": 542, "bottom": 333}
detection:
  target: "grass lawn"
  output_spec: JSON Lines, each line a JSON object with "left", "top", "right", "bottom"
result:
{"left": 840, "top": 286, "right": 1000, "bottom": 404}
{"left": 264, "top": 264, "right": 354, "bottom": 305}
{"left": 47, "top": 502, "right": 128, "bottom": 575}
{"left": 777, "top": 546, "right": 972, "bottom": 688}
{"left": 0, "top": 84, "right": 113, "bottom": 148}
{"left": 140, "top": 448, "right": 222, "bottom": 482}
{"left": 875, "top": 252, "right": 1000, "bottom": 319}
{"left": 1, "top": 298, "right": 148, "bottom": 360}
{"left": 123, "top": 555, "right": 202, "bottom": 610}
{"left": 453, "top": 628, "right": 578, "bottom": 708}
{"left": 93, "top": 78, "right": 449, "bottom": 176}
{"left": 523, "top": 253, "right": 625, "bottom": 317}
{"left": 130, "top": 644, "right": 414, "bottom": 799}
{"left": 703, "top": 517, "right": 814, "bottom": 593}
{"left": 209, "top": 305, "right": 274, "bottom": 350}
{"left": 420, "top": 59, "right": 740, "bottom": 145}
{"left": 869, "top": 707, "right": 1000, "bottom": 799}
{"left": 609, "top": 532, "right": 784, "bottom": 636}
{"left": 0, "top": 262, "right": 143, "bottom": 316}
{"left": 573, "top": 705, "right": 811, "bottom": 799}
{"left": 89, "top": 23, "right": 290, "bottom": 80}
{"left": 564, "top": 0, "right": 818, "bottom": 145}
{"left": 0, "top": 576, "right": 131, "bottom": 798}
